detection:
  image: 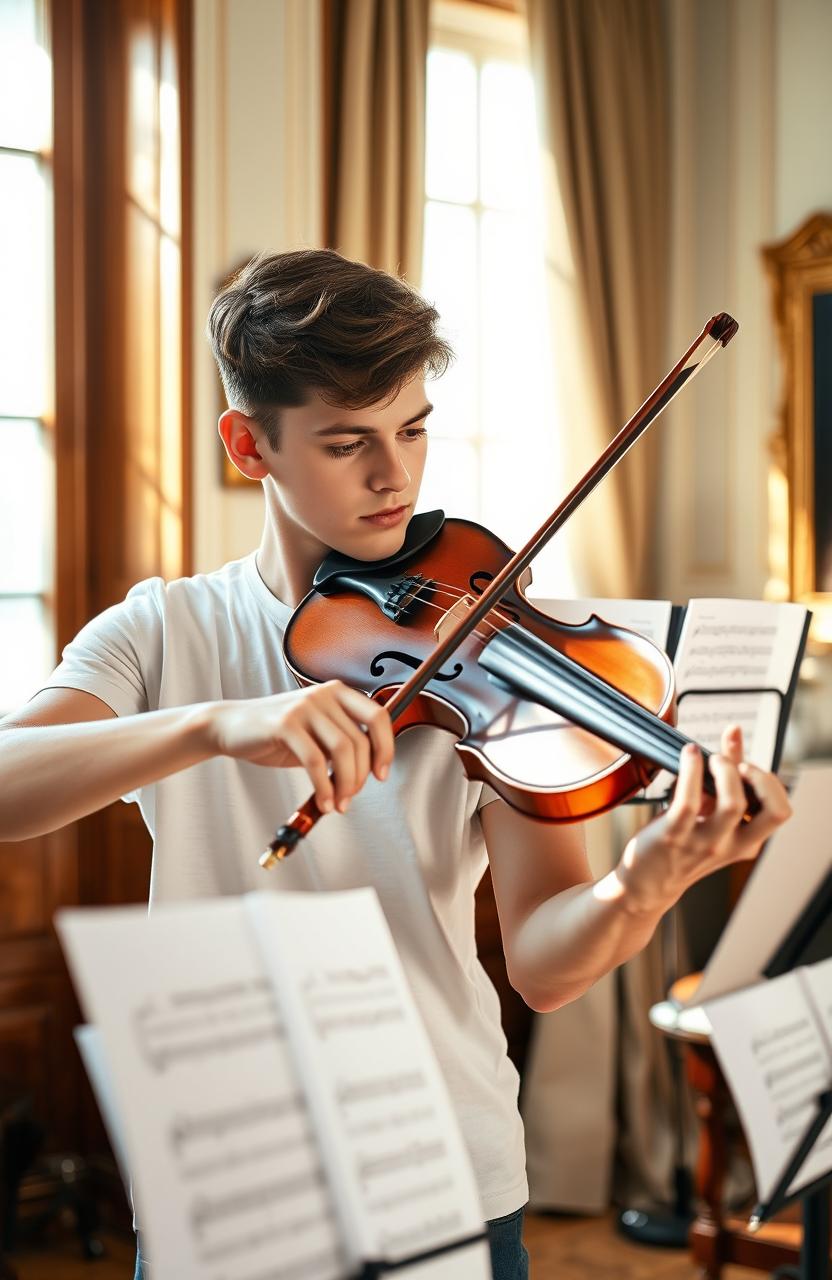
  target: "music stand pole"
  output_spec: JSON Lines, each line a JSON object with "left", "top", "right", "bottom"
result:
{"left": 764, "top": 877, "right": 832, "bottom": 1280}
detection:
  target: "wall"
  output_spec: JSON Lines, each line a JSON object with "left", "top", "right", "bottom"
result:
{"left": 775, "top": 0, "right": 832, "bottom": 239}
{"left": 190, "top": 0, "right": 832, "bottom": 595}
{"left": 658, "top": 0, "right": 832, "bottom": 603}
{"left": 191, "top": 0, "right": 322, "bottom": 574}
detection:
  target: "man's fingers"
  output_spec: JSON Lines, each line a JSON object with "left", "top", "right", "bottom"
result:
{"left": 705, "top": 753, "right": 747, "bottom": 841}
{"left": 282, "top": 727, "right": 334, "bottom": 813}
{"left": 721, "top": 724, "right": 744, "bottom": 766}
{"left": 364, "top": 698, "right": 395, "bottom": 779}
{"left": 733, "top": 761, "right": 793, "bottom": 853}
{"left": 309, "top": 715, "right": 358, "bottom": 811}
{"left": 665, "top": 743, "right": 703, "bottom": 837}
{"left": 328, "top": 702, "right": 372, "bottom": 792}
{"left": 335, "top": 684, "right": 395, "bottom": 779}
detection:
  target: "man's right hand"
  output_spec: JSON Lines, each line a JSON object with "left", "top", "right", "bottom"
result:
{"left": 206, "top": 680, "right": 395, "bottom": 814}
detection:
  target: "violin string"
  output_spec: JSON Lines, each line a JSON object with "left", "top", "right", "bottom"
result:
{"left": 404, "top": 583, "right": 691, "bottom": 762}
{"left": 406, "top": 590, "right": 693, "bottom": 767}
{"left": 408, "top": 579, "right": 513, "bottom": 634}
{"left": 416, "top": 591, "right": 505, "bottom": 637}
{"left": 404, "top": 590, "right": 498, "bottom": 647}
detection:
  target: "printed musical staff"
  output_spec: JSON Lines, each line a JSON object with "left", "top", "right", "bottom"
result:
{"left": 59, "top": 890, "right": 492, "bottom": 1280}
{"left": 58, "top": 900, "right": 345, "bottom": 1280}
{"left": 706, "top": 958, "right": 832, "bottom": 1202}
{"left": 246, "top": 889, "right": 491, "bottom": 1275}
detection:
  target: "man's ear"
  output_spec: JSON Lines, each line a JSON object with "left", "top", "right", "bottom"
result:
{"left": 218, "top": 410, "right": 269, "bottom": 480}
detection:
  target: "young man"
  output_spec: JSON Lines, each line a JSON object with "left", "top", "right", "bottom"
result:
{"left": 0, "top": 249, "right": 791, "bottom": 1280}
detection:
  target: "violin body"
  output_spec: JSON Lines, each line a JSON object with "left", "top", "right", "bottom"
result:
{"left": 284, "top": 514, "right": 676, "bottom": 824}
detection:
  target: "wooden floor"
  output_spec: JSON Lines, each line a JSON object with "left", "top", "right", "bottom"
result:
{"left": 524, "top": 1212, "right": 754, "bottom": 1278}
{"left": 9, "top": 1211, "right": 762, "bottom": 1279}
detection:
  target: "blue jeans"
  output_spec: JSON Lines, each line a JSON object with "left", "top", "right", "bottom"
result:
{"left": 486, "top": 1205, "right": 530, "bottom": 1279}
{"left": 135, "top": 1207, "right": 529, "bottom": 1278}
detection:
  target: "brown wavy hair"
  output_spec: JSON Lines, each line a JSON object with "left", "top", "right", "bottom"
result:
{"left": 207, "top": 248, "right": 453, "bottom": 450}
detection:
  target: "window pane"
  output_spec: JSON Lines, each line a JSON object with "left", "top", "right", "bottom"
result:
{"left": 159, "top": 71, "right": 181, "bottom": 237}
{"left": 160, "top": 235, "right": 183, "bottom": 579}
{"left": 0, "top": 0, "right": 51, "bottom": 152}
{"left": 417, "top": 438, "right": 479, "bottom": 521}
{"left": 0, "top": 153, "right": 52, "bottom": 419}
{"left": 0, "top": 419, "right": 52, "bottom": 592}
{"left": 480, "top": 435, "right": 575, "bottom": 596}
{"left": 421, "top": 201, "right": 478, "bottom": 440}
{"left": 425, "top": 49, "right": 477, "bottom": 204}
{"left": 480, "top": 60, "right": 538, "bottom": 212}
{"left": 0, "top": 595, "right": 52, "bottom": 713}
{"left": 480, "top": 208, "right": 552, "bottom": 442}
{"left": 481, "top": 435, "right": 554, "bottom": 546}
{"left": 128, "top": 27, "right": 159, "bottom": 216}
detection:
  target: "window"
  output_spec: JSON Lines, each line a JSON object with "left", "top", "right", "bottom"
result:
{"left": 419, "top": 0, "right": 574, "bottom": 596}
{"left": 0, "top": 0, "right": 55, "bottom": 714}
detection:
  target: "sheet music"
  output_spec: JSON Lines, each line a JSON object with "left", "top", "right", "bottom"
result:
{"left": 246, "top": 890, "right": 491, "bottom": 1278}
{"left": 58, "top": 902, "right": 344, "bottom": 1280}
{"left": 74, "top": 1027, "right": 132, "bottom": 1195}
{"left": 644, "top": 598, "right": 807, "bottom": 796}
{"left": 529, "top": 596, "right": 673, "bottom": 651}
{"left": 705, "top": 963, "right": 832, "bottom": 1202}
{"left": 685, "top": 766, "right": 832, "bottom": 1006}
{"left": 674, "top": 598, "right": 808, "bottom": 695}
{"left": 675, "top": 689, "right": 782, "bottom": 770}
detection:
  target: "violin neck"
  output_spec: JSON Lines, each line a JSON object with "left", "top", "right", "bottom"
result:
{"left": 479, "top": 625, "right": 760, "bottom": 815}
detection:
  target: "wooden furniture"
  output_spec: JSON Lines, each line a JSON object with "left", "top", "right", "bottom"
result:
{"left": 0, "top": 1082, "right": 23, "bottom": 1280}
{"left": 0, "top": 0, "right": 192, "bottom": 1235}
{"left": 650, "top": 975, "right": 810, "bottom": 1279}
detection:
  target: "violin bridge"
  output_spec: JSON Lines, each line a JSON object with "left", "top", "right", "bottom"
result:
{"left": 434, "top": 594, "right": 477, "bottom": 643}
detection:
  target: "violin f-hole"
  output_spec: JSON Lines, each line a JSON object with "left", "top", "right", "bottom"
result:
{"left": 370, "top": 651, "right": 464, "bottom": 682}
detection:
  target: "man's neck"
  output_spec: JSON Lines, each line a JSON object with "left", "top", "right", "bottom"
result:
{"left": 255, "top": 503, "right": 328, "bottom": 610}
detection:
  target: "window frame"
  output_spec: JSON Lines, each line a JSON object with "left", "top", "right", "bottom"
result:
{"left": 0, "top": 0, "right": 57, "bottom": 714}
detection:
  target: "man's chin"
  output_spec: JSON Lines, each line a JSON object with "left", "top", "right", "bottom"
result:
{"left": 327, "top": 522, "right": 410, "bottom": 563}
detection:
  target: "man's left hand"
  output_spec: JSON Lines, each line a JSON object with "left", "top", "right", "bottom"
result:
{"left": 615, "top": 725, "right": 793, "bottom": 916}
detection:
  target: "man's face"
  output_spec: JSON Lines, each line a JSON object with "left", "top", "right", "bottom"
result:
{"left": 259, "top": 377, "right": 431, "bottom": 560}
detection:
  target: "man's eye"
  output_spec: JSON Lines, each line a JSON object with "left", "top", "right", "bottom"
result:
{"left": 325, "top": 441, "right": 363, "bottom": 458}
{"left": 325, "top": 427, "right": 427, "bottom": 459}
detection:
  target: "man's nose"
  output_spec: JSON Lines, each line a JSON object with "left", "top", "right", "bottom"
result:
{"left": 370, "top": 443, "right": 411, "bottom": 492}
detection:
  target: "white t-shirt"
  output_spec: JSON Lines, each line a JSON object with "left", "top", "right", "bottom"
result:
{"left": 43, "top": 550, "right": 528, "bottom": 1220}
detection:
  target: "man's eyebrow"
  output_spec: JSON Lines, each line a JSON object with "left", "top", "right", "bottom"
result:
{"left": 313, "top": 404, "right": 433, "bottom": 437}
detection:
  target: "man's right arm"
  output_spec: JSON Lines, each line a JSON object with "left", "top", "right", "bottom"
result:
{"left": 0, "top": 682, "right": 394, "bottom": 843}
{"left": 0, "top": 689, "right": 217, "bottom": 842}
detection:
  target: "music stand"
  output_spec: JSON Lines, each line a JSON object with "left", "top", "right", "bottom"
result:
{"left": 354, "top": 1230, "right": 490, "bottom": 1277}
{"left": 746, "top": 888, "right": 832, "bottom": 1280}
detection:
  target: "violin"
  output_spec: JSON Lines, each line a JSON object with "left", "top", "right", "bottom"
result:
{"left": 260, "top": 312, "right": 754, "bottom": 868}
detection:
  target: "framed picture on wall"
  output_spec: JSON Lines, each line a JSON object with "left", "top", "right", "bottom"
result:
{"left": 764, "top": 213, "right": 832, "bottom": 643}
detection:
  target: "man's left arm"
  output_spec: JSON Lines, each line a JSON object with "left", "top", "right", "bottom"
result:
{"left": 481, "top": 726, "right": 793, "bottom": 1014}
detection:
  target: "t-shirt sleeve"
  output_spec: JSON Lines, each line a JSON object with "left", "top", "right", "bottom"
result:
{"left": 35, "top": 577, "right": 165, "bottom": 718}
{"left": 477, "top": 781, "right": 502, "bottom": 810}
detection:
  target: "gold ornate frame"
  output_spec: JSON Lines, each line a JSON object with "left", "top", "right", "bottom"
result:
{"left": 763, "top": 212, "right": 832, "bottom": 643}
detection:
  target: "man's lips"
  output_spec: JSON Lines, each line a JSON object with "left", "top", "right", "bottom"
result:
{"left": 360, "top": 504, "right": 409, "bottom": 520}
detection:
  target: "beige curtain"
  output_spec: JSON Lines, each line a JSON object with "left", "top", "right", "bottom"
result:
{"left": 522, "top": 0, "right": 676, "bottom": 1212}
{"left": 526, "top": 0, "right": 669, "bottom": 599}
{"left": 324, "top": 0, "right": 429, "bottom": 281}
